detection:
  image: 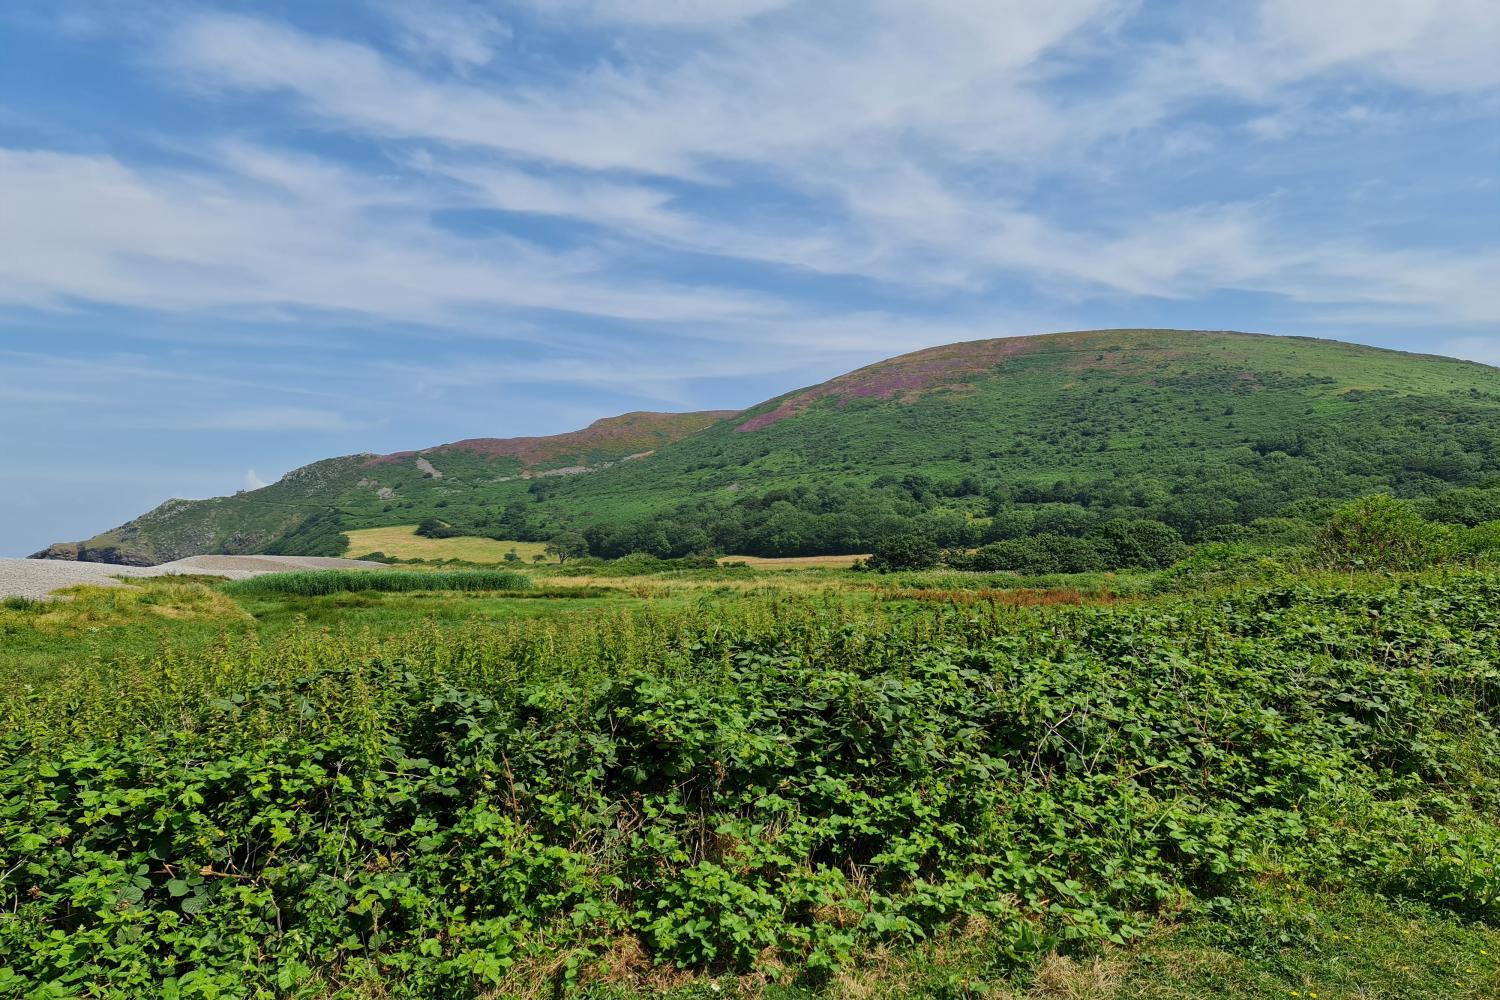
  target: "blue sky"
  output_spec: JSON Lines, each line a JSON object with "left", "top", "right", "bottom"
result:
{"left": 2, "top": 0, "right": 1498, "bottom": 555}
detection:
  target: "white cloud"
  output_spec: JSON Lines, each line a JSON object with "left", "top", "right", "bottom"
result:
{"left": 0, "top": 147, "right": 787, "bottom": 328}
{"left": 1, "top": 0, "right": 1495, "bottom": 371}
{"left": 521, "top": 0, "right": 795, "bottom": 27}
{"left": 143, "top": 4, "right": 1500, "bottom": 327}
{"left": 1258, "top": 0, "right": 1500, "bottom": 92}
{"left": 371, "top": 0, "right": 510, "bottom": 70}
{"left": 163, "top": 3, "right": 1117, "bottom": 176}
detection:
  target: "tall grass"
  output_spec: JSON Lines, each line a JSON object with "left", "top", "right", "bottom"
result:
{"left": 223, "top": 568, "right": 532, "bottom": 597}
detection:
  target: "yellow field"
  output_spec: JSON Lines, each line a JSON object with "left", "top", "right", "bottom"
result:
{"left": 720, "top": 553, "right": 868, "bottom": 570}
{"left": 340, "top": 527, "right": 868, "bottom": 571}
{"left": 342, "top": 526, "right": 554, "bottom": 563}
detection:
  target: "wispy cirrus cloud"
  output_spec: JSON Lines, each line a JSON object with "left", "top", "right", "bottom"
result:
{"left": 140, "top": 1, "right": 1500, "bottom": 329}
{"left": 370, "top": 0, "right": 511, "bottom": 71}
{"left": 0, "top": 146, "right": 789, "bottom": 329}
{"left": 194, "top": 407, "right": 364, "bottom": 432}
{"left": 2, "top": 0, "right": 1499, "bottom": 556}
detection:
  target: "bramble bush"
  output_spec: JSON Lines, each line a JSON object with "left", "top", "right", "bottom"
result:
{"left": 3, "top": 577, "right": 1500, "bottom": 995}
{"left": 1316, "top": 494, "right": 1455, "bottom": 570}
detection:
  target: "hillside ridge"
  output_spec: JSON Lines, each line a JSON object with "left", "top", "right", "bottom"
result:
{"left": 375, "top": 410, "right": 740, "bottom": 467}
{"left": 33, "top": 329, "right": 1500, "bottom": 565}
{"left": 737, "top": 328, "right": 1489, "bottom": 432}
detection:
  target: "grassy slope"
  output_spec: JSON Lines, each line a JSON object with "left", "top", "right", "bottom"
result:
{"left": 522, "top": 329, "right": 1500, "bottom": 529}
{"left": 53, "top": 411, "right": 734, "bottom": 564}
{"left": 48, "top": 329, "right": 1500, "bottom": 563}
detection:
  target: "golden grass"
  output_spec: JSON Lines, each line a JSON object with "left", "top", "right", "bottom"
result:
{"left": 721, "top": 553, "right": 869, "bottom": 570}
{"left": 342, "top": 526, "right": 554, "bottom": 564}
{"left": 33, "top": 580, "right": 252, "bottom": 629}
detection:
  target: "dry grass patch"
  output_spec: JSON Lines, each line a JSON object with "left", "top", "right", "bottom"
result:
{"left": 32, "top": 579, "right": 250, "bottom": 629}
{"left": 1027, "top": 953, "right": 1126, "bottom": 999}
{"left": 342, "top": 525, "right": 553, "bottom": 564}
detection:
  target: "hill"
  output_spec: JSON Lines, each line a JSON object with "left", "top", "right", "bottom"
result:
{"left": 35, "top": 329, "right": 1500, "bottom": 565}
{"left": 33, "top": 410, "right": 735, "bottom": 565}
{"left": 475, "top": 329, "right": 1500, "bottom": 559}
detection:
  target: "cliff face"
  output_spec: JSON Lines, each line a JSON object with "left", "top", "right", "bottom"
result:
{"left": 28, "top": 541, "right": 156, "bottom": 566}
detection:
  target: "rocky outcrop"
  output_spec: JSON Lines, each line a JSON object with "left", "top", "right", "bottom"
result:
{"left": 29, "top": 541, "right": 157, "bottom": 566}
{"left": 29, "top": 542, "right": 79, "bottom": 561}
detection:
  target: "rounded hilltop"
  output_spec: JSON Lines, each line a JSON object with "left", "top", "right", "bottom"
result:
{"left": 734, "top": 329, "right": 1492, "bottom": 432}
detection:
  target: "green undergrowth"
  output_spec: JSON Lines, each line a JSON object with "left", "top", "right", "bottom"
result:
{"left": 223, "top": 569, "right": 533, "bottom": 597}
{"left": 2, "top": 573, "right": 1499, "bottom": 996}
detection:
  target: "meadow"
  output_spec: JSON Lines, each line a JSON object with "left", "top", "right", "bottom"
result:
{"left": 2, "top": 554, "right": 1499, "bottom": 998}
{"left": 342, "top": 527, "right": 555, "bottom": 565}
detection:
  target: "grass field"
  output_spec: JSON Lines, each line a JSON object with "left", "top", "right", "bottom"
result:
{"left": 3, "top": 560, "right": 1499, "bottom": 998}
{"left": 343, "top": 525, "right": 554, "bottom": 563}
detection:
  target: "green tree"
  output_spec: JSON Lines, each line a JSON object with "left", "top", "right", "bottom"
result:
{"left": 868, "top": 533, "right": 940, "bottom": 571}
{"left": 1096, "top": 519, "right": 1185, "bottom": 569}
{"left": 544, "top": 531, "right": 589, "bottom": 564}
{"left": 982, "top": 509, "right": 1033, "bottom": 542}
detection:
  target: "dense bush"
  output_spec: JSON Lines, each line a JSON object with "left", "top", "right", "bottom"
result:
{"left": 1094, "top": 518, "right": 1186, "bottom": 569}
{"left": 260, "top": 511, "right": 348, "bottom": 558}
{"left": 1420, "top": 485, "right": 1500, "bottom": 527}
{"left": 952, "top": 533, "right": 1106, "bottom": 574}
{"left": 1317, "top": 494, "right": 1455, "bottom": 571}
{"left": 867, "top": 533, "right": 941, "bottom": 571}
{"left": 4, "top": 579, "right": 1500, "bottom": 994}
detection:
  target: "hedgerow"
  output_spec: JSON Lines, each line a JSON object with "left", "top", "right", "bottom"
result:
{"left": 223, "top": 569, "right": 532, "bottom": 597}
{"left": 3, "top": 577, "right": 1500, "bottom": 996}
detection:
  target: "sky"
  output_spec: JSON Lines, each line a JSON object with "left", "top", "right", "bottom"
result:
{"left": 1, "top": 0, "right": 1498, "bottom": 556}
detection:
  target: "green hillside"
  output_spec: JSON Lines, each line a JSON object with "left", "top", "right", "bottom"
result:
{"left": 35, "top": 329, "right": 1500, "bottom": 565}
{"left": 469, "top": 329, "right": 1500, "bottom": 557}
{"left": 33, "top": 410, "right": 735, "bottom": 565}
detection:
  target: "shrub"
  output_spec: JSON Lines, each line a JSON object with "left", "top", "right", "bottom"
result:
{"left": 1317, "top": 494, "right": 1454, "bottom": 571}
{"left": 1458, "top": 520, "right": 1500, "bottom": 556}
{"left": 1095, "top": 519, "right": 1185, "bottom": 569}
{"left": 415, "top": 518, "right": 465, "bottom": 539}
{"left": 957, "top": 533, "right": 1106, "bottom": 574}
{"left": 1030, "top": 503, "right": 1095, "bottom": 538}
{"left": 868, "top": 533, "right": 940, "bottom": 571}
{"left": 551, "top": 553, "right": 726, "bottom": 578}
{"left": 1418, "top": 486, "right": 1500, "bottom": 527}
{"left": 9, "top": 578, "right": 1500, "bottom": 991}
